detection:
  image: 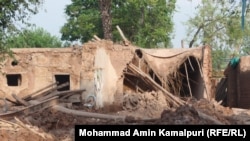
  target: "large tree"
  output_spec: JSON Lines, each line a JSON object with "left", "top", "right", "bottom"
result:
{"left": 61, "top": 0, "right": 176, "bottom": 48}
{"left": 99, "top": 0, "right": 112, "bottom": 40}
{"left": 186, "top": 0, "right": 250, "bottom": 71}
{"left": 0, "top": 0, "right": 43, "bottom": 60}
{"left": 6, "top": 27, "right": 62, "bottom": 48}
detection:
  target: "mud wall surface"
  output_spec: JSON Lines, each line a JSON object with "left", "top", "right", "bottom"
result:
{"left": 227, "top": 56, "right": 250, "bottom": 108}
{"left": 227, "top": 65, "right": 238, "bottom": 107}
{"left": 236, "top": 56, "right": 250, "bottom": 108}
{"left": 0, "top": 48, "right": 82, "bottom": 99}
{"left": 0, "top": 40, "right": 134, "bottom": 107}
{"left": 202, "top": 45, "right": 213, "bottom": 100}
{"left": 94, "top": 48, "right": 118, "bottom": 108}
{"left": 80, "top": 40, "right": 134, "bottom": 108}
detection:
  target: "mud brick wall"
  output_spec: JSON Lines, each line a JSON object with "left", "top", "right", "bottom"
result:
{"left": 202, "top": 45, "right": 213, "bottom": 100}
{"left": 236, "top": 56, "right": 250, "bottom": 108}
{"left": 0, "top": 48, "right": 82, "bottom": 100}
{"left": 227, "top": 65, "right": 238, "bottom": 107}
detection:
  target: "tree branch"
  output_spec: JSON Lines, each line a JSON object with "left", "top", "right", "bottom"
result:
{"left": 189, "top": 24, "right": 203, "bottom": 48}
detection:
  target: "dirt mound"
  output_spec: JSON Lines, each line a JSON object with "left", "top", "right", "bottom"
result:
{"left": 158, "top": 98, "right": 240, "bottom": 124}
{"left": 121, "top": 91, "right": 169, "bottom": 119}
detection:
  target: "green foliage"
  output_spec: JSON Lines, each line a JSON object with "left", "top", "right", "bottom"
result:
{"left": 61, "top": 0, "right": 176, "bottom": 48}
{"left": 241, "top": 36, "right": 250, "bottom": 55}
{"left": 212, "top": 46, "right": 231, "bottom": 71}
{"left": 0, "top": 0, "right": 43, "bottom": 59}
{"left": 6, "top": 27, "right": 62, "bottom": 48}
{"left": 60, "top": 0, "right": 102, "bottom": 42}
{"left": 186, "top": 0, "right": 250, "bottom": 71}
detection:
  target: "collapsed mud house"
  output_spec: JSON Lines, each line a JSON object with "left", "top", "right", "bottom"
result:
{"left": 0, "top": 39, "right": 213, "bottom": 111}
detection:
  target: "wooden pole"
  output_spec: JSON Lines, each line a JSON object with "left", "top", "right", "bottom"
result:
{"left": 52, "top": 105, "right": 126, "bottom": 121}
{"left": 22, "top": 82, "right": 58, "bottom": 101}
{"left": 116, "top": 25, "right": 130, "bottom": 46}
{"left": 93, "top": 35, "right": 101, "bottom": 41}
{"left": 127, "top": 63, "right": 185, "bottom": 106}
{"left": 184, "top": 62, "right": 192, "bottom": 97}
{"left": 38, "top": 89, "right": 86, "bottom": 101}
{"left": 12, "top": 93, "right": 30, "bottom": 106}
{"left": 0, "top": 96, "right": 59, "bottom": 120}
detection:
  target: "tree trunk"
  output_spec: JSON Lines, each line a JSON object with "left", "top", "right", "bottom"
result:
{"left": 99, "top": 0, "right": 112, "bottom": 40}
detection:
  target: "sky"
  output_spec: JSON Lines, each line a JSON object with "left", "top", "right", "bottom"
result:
{"left": 29, "top": 0, "right": 71, "bottom": 38}
{"left": 29, "top": 0, "right": 201, "bottom": 48}
{"left": 172, "top": 0, "right": 201, "bottom": 47}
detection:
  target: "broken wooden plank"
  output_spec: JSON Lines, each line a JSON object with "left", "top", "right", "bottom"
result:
{"left": 116, "top": 25, "right": 130, "bottom": 46}
{"left": 22, "top": 82, "right": 58, "bottom": 101}
{"left": 93, "top": 35, "right": 101, "bottom": 41}
{"left": 0, "top": 96, "right": 58, "bottom": 120}
{"left": 124, "top": 77, "right": 144, "bottom": 93}
{"left": 187, "top": 57, "right": 195, "bottom": 71}
{"left": 39, "top": 82, "right": 69, "bottom": 96}
{"left": 12, "top": 93, "right": 30, "bottom": 106}
{"left": 38, "top": 89, "right": 86, "bottom": 101}
{"left": 127, "top": 64, "right": 158, "bottom": 90}
{"left": 184, "top": 62, "right": 192, "bottom": 97}
{"left": 60, "top": 92, "right": 81, "bottom": 100}
{"left": 127, "top": 63, "right": 185, "bottom": 107}
{"left": 52, "top": 105, "right": 126, "bottom": 121}
{"left": 124, "top": 70, "right": 155, "bottom": 91}
{"left": 5, "top": 98, "right": 19, "bottom": 105}
{"left": 132, "top": 54, "right": 168, "bottom": 90}
{"left": 29, "top": 82, "right": 69, "bottom": 100}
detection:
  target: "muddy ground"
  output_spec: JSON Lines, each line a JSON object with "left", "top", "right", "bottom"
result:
{"left": 0, "top": 91, "right": 250, "bottom": 141}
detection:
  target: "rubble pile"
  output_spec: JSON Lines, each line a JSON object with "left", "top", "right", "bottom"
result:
{"left": 158, "top": 98, "right": 239, "bottom": 125}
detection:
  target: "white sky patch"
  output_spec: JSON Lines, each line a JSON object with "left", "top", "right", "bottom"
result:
{"left": 29, "top": 0, "right": 72, "bottom": 38}
{"left": 172, "top": 0, "right": 201, "bottom": 48}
